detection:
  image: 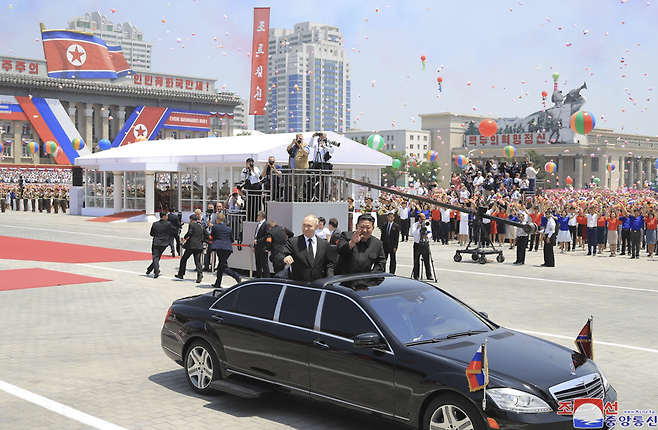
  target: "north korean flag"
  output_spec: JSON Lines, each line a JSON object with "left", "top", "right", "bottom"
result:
{"left": 108, "top": 46, "right": 132, "bottom": 78}
{"left": 112, "top": 106, "right": 169, "bottom": 147}
{"left": 41, "top": 30, "right": 118, "bottom": 79}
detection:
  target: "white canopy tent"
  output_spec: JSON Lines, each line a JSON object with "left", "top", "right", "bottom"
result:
{"left": 74, "top": 131, "right": 392, "bottom": 218}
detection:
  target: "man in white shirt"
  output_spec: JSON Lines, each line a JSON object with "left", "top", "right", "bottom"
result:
{"left": 473, "top": 171, "right": 485, "bottom": 194}
{"left": 240, "top": 157, "right": 262, "bottom": 190}
{"left": 439, "top": 207, "right": 451, "bottom": 245}
{"left": 526, "top": 162, "right": 539, "bottom": 192}
{"left": 585, "top": 207, "right": 599, "bottom": 256}
{"left": 399, "top": 201, "right": 411, "bottom": 242}
{"left": 411, "top": 213, "right": 433, "bottom": 280}
{"left": 513, "top": 204, "right": 531, "bottom": 265}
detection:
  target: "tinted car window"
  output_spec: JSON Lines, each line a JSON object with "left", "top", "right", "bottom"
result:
{"left": 211, "top": 290, "right": 237, "bottom": 311}
{"left": 233, "top": 283, "right": 283, "bottom": 320}
{"left": 320, "top": 293, "right": 377, "bottom": 339}
{"left": 279, "top": 287, "right": 321, "bottom": 329}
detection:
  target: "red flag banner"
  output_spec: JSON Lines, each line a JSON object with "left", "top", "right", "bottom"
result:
{"left": 574, "top": 317, "right": 593, "bottom": 360}
{"left": 249, "top": 7, "right": 270, "bottom": 115}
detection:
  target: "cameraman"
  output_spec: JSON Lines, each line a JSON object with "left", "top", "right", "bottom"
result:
{"left": 411, "top": 212, "right": 433, "bottom": 281}
{"left": 286, "top": 134, "right": 309, "bottom": 201}
{"left": 262, "top": 156, "right": 282, "bottom": 198}
{"left": 241, "top": 157, "right": 262, "bottom": 221}
{"left": 310, "top": 132, "right": 335, "bottom": 169}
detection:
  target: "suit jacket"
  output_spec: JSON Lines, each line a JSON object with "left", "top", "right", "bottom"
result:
{"left": 150, "top": 219, "right": 178, "bottom": 247}
{"left": 281, "top": 235, "right": 334, "bottom": 282}
{"left": 183, "top": 222, "right": 209, "bottom": 250}
{"left": 269, "top": 224, "right": 294, "bottom": 263}
{"left": 254, "top": 220, "right": 271, "bottom": 252}
{"left": 168, "top": 212, "right": 181, "bottom": 230}
{"left": 327, "top": 228, "right": 342, "bottom": 264}
{"left": 210, "top": 222, "right": 233, "bottom": 252}
{"left": 380, "top": 221, "right": 400, "bottom": 250}
{"left": 335, "top": 232, "right": 386, "bottom": 275}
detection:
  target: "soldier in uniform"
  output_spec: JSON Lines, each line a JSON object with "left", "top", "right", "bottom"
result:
{"left": 52, "top": 186, "right": 59, "bottom": 214}
{"left": 60, "top": 189, "right": 67, "bottom": 213}
{"left": 23, "top": 187, "right": 29, "bottom": 212}
{"left": 30, "top": 186, "right": 36, "bottom": 212}
{"left": 15, "top": 188, "right": 22, "bottom": 211}
{"left": 44, "top": 187, "right": 51, "bottom": 213}
{"left": 0, "top": 186, "right": 6, "bottom": 213}
{"left": 38, "top": 185, "right": 44, "bottom": 213}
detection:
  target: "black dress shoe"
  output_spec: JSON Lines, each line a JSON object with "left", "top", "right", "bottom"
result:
{"left": 146, "top": 268, "right": 152, "bottom": 275}
{"left": 540, "top": 264, "right": 546, "bottom": 266}
{"left": 153, "top": 270, "right": 160, "bottom": 279}
{"left": 196, "top": 273, "right": 203, "bottom": 283}
{"left": 174, "top": 274, "right": 184, "bottom": 280}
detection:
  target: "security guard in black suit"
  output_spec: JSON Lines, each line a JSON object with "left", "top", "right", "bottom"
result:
{"left": 280, "top": 215, "right": 334, "bottom": 282}
{"left": 380, "top": 212, "right": 400, "bottom": 274}
{"left": 175, "top": 214, "right": 209, "bottom": 283}
{"left": 335, "top": 214, "right": 386, "bottom": 275}
{"left": 147, "top": 211, "right": 179, "bottom": 278}
{"left": 253, "top": 211, "right": 271, "bottom": 278}
{"left": 267, "top": 220, "right": 294, "bottom": 274}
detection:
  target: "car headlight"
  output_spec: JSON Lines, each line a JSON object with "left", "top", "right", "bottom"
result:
{"left": 593, "top": 362, "right": 610, "bottom": 390}
{"left": 487, "top": 388, "right": 552, "bottom": 413}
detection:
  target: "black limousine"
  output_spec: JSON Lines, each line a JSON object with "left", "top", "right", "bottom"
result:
{"left": 161, "top": 273, "right": 616, "bottom": 430}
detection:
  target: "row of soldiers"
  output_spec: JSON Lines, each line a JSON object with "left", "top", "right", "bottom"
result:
{"left": 0, "top": 184, "right": 69, "bottom": 213}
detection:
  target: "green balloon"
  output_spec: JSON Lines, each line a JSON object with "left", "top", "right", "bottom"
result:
{"left": 392, "top": 159, "right": 401, "bottom": 169}
{"left": 552, "top": 72, "right": 560, "bottom": 80}
{"left": 593, "top": 177, "right": 600, "bottom": 185}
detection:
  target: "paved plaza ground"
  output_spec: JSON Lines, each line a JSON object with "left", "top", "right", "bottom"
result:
{"left": 0, "top": 209, "right": 656, "bottom": 430}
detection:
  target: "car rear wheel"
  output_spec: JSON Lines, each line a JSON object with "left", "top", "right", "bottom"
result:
{"left": 423, "top": 394, "right": 485, "bottom": 430}
{"left": 185, "top": 339, "right": 219, "bottom": 395}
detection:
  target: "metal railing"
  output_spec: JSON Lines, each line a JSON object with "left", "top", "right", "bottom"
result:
{"left": 263, "top": 168, "right": 348, "bottom": 204}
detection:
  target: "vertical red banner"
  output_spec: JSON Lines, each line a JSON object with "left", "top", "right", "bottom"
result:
{"left": 249, "top": 7, "right": 270, "bottom": 115}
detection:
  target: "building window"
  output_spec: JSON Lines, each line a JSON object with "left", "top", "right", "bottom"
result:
{"left": 424, "top": 135, "right": 427, "bottom": 141}
{"left": 591, "top": 157, "right": 599, "bottom": 172}
{"left": 410, "top": 135, "right": 414, "bottom": 140}
{"left": 410, "top": 144, "right": 414, "bottom": 149}
{"left": 424, "top": 145, "right": 427, "bottom": 150}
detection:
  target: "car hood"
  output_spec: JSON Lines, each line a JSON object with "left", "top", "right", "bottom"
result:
{"left": 412, "top": 328, "right": 599, "bottom": 393}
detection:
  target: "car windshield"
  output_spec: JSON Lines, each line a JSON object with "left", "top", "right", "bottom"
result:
{"left": 364, "top": 286, "right": 491, "bottom": 345}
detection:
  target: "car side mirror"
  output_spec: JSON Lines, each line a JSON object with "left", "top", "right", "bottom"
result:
{"left": 353, "top": 332, "right": 381, "bottom": 348}
{"left": 479, "top": 311, "right": 489, "bottom": 319}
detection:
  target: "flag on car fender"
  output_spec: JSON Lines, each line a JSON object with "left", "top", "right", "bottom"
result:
{"left": 466, "top": 343, "right": 488, "bottom": 392}
{"left": 574, "top": 317, "right": 593, "bottom": 360}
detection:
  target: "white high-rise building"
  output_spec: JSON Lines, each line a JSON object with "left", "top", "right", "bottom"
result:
{"left": 68, "top": 12, "right": 153, "bottom": 72}
{"left": 254, "top": 21, "right": 351, "bottom": 134}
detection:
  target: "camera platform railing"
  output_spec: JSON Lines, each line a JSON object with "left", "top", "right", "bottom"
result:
{"left": 263, "top": 169, "right": 348, "bottom": 204}
{"left": 343, "top": 177, "right": 537, "bottom": 265}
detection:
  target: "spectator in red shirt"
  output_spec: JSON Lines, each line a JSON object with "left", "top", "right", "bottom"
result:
{"left": 645, "top": 212, "right": 657, "bottom": 257}
{"left": 605, "top": 210, "right": 622, "bottom": 257}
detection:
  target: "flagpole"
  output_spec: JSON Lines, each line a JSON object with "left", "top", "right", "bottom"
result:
{"left": 482, "top": 339, "right": 488, "bottom": 411}
{"left": 590, "top": 315, "right": 594, "bottom": 361}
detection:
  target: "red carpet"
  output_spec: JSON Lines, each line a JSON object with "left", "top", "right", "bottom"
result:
{"left": 87, "top": 210, "right": 146, "bottom": 222}
{"left": 0, "top": 268, "right": 110, "bottom": 291}
{"left": 0, "top": 236, "right": 169, "bottom": 263}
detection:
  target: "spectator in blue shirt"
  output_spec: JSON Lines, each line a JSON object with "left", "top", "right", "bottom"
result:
{"left": 625, "top": 207, "right": 645, "bottom": 259}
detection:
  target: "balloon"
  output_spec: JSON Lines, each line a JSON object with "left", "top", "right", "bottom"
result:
{"left": 43, "top": 140, "right": 58, "bottom": 155}
{"left": 408, "top": 159, "right": 417, "bottom": 168}
{"left": 135, "top": 135, "right": 148, "bottom": 142}
{"left": 545, "top": 161, "right": 556, "bottom": 173}
{"left": 606, "top": 163, "right": 616, "bottom": 172}
{"left": 565, "top": 176, "right": 573, "bottom": 185}
{"left": 541, "top": 90, "right": 548, "bottom": 97}
{"left": 426, "top": 150, "right": 438, "bottom": 162}
{"left": 655, "top": 159, "right": 658, "bottom": 170}
{"left": 437, "top": 76, "right": 443, "bottom": 83}
{"left": 455, "top": 155, "right": 468, "bottom": 168}
{"left": 165, "top": 136, "right": 175, "bottom": 140}
{"left": 0, "top": 141, "right": 4, "bottom": 152}
{"left": 71, "top": 137, "right": 85, "bottom": 150}
{"left": 503, "top": 145, "right": 515, "bottom": 158}
{"left": 392, "top": 159, "right": 401, "bottom": 169}
{"left": 26, "top": 141, "right": 39, "bottom": 154}
{"left": 98, "top": 139, "right": 112, "bottom": 150}
{"left": 570, "top": 111, "right": 596, "bottom": 135}
{"left": 367, "top": 134, "right": 385, "bottom": 151}
{"left": 552, "top": 72, "right": 560, "bottom": 81}
{"left": 593, "top": 177, "right": 601, "bottom": 185}
{"left": 420, "top": 55, "right": 426, "bottom": 61}
{"left": 478, "top": 119, "right": 498, "bottom": 137}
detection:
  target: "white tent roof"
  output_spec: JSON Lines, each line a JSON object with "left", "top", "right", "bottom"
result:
{"left": 75, "top": 131, "right": 392, "bottom": 172}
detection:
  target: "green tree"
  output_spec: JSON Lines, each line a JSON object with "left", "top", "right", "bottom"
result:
{"left": 381, "top": 151, "right": 408, "bottom": 187}
{"left": 408, "top": 160, "right": 442, "bottom": 185}
{"left": 236, "top": 131, "right": 251, "bottom": 136}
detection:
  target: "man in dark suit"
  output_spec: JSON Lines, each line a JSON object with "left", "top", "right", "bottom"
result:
{"left": 268, "top": 220, "right": 294, "bottom": 274}
{"left": 175, "top": 214, "right": 209, "bottom": 283}
{"left": 147, "top": 211, "right": 179, "bottom": 278}
{"left": 280, "top": 214, "right": 334, "bottom": 282}
{"left": 380, "top": 212, "right": 400, "bottom": 274}
{"left": 167, "top": 207, "right": 182, "bottom": 257}
{"left": 327, "top": 217, "right": 341, "bottom": 265}
{"left": 210, "top": 213, "right": 242, "bottom": 287}
{"left": 335, "top": 214, "right": 386, "bottom": 275}
{"left": 253, "top": 211, "right": 271, "bottom": 278}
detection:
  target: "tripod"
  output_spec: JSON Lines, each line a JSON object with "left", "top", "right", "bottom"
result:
{"left": 410, "top": 238, "right": 437, "bottom": 282}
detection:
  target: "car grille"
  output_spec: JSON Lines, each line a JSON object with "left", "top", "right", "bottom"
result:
{"left": 549, "top": 373, "right": 604, "bottom": 403}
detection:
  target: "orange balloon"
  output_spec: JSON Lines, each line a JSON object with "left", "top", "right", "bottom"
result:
{"left": 478, "top": 119, "right": 498, "bottom": 137}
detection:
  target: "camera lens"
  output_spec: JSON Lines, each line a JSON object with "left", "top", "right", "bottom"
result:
{"left": 296, "top": 138, "right": 301, "bottom": 143}
{"left": 269, "top": 160, "right": 274, "bottom": 165}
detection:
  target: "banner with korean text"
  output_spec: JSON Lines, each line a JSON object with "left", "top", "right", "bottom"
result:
{"left": 249, "top": 7, "right": 270, "bottom": 115}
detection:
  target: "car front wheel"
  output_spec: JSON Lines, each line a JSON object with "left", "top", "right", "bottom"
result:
{"left": 423, "top": 394, "right": 485, "bottom": 430}
{"left": 185, "top": 339, "right": 219, "bottom": 395}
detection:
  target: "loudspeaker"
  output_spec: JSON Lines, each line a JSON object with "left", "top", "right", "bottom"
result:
{"left": 72, "top": 167, "right": 83, "bottom": 186}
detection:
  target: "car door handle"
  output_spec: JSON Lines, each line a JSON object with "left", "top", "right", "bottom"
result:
{"left": 211, "top": 314, "right": 223, "bottom": 323}
{"left": 313, "top": 339, "right": 329, "bottom": 349}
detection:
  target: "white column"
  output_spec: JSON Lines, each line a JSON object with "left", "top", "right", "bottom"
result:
{"left": 145, "top": 171, "right": 157, "bottom": 221}
{"left": 113, "top": 171, "right": 123, "bottom": 213}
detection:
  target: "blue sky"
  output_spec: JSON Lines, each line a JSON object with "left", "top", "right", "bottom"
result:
{"left": 3, "top": 0, "right": 657, "bottom": 136}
